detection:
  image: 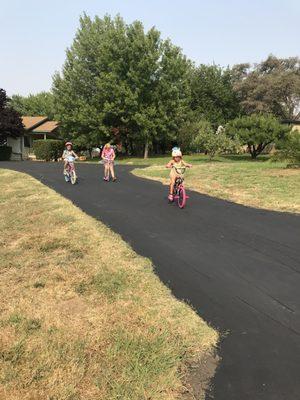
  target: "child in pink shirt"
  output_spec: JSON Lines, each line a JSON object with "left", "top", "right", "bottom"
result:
{"left": 101, "top": 143, "right": 116, "bottom": 182}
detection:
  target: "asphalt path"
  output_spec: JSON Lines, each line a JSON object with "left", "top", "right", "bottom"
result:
{"left": 2, "top": 161, "right": 300, "bottom": 400}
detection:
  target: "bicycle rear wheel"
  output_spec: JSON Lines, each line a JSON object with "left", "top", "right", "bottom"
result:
{"left": 178, "top": 186, "right": 187, "bottom": 208}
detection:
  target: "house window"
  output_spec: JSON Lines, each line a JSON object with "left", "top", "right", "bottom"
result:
{"left": 24, "top": 136, "right": 31, "bottom": 148}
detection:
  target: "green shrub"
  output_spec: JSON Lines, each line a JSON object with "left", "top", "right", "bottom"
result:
{"left": 272, "top": 131, "right": 300, "bottom": 166}
{"left": 33, "top": 140, "right": 64, "bottom": 161}
{"left": 226, "top": 114, "right": 290, "bottom": 159}
{"left": 0, "top": 146, "right": 12, "bottom": 161}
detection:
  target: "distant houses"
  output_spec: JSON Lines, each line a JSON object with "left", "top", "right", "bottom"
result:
{"left": 7, "top": 116, "right": 59, "bottom": 160}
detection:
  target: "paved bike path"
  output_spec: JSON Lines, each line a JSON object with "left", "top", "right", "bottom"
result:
{"left": 2, "top": 162, "right": 300, "bottom": 400}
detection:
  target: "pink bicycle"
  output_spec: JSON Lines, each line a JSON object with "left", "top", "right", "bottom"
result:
{"left": 172, "top": 175, "right": 189, "bottom": 208}
{"left": 64, "top": 156, "right": 77, "bottom": 184}
{"left": 168, "top": 166, "right": 189, "bottom": 209}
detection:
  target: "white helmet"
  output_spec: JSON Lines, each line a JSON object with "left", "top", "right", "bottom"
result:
{"left": 172, "top": 147, "right": 182, "bottom": 157}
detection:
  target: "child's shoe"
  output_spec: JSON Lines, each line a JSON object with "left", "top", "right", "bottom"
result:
{"left": 168, "top": 194, "right": 174, "bottom": 202}
{"left": 103, "top": 176, "right": 109, "bottom": 181}
{"left": 112, "top": 177, "right": 117, "bottom": 182}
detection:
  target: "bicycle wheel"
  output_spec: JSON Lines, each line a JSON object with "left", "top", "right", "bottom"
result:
{"left": 70, "top": 170, "right": 77, "bottom": 185}
{"left": 178, "top": 186, "right": 187, "bottom": 208}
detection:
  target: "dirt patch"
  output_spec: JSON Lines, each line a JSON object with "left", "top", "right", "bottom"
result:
{"left": 182, "top": 351, "right": 220, "bottom": 400}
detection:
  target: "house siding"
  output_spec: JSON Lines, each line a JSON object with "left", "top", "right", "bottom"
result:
{"left": 7, "top": 137, "right": 22, "bottom": 160}
{"left": 6, "top": 135, "right": 33, "bottom": 160}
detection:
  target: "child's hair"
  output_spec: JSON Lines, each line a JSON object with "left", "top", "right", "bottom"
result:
{"left": 104, "top": 143, "right": 111, "bottom": 149}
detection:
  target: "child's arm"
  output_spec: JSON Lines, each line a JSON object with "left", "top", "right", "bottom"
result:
{"left": 166, "top": 160, "right": 174, "bottom": 168}
{"left": 72, "top": 151, "right": 78, "bottom": 159}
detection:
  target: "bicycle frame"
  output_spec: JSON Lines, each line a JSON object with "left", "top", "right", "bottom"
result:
{"left": 65, "top": 161, "right": 77, "bottom": 184}
{"left": 173, "top": 177, "right": 189, "bottom": 208}
{"left": 66, "top": 161, "right": 75, "bottom": 173}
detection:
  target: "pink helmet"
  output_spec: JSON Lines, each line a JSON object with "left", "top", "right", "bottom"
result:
{"left": 65, "top": 142, "right": 72, "bottom": 147}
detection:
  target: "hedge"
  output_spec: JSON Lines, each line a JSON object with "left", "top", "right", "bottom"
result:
{"left": 33, "top": 140, "right": 64, "bottom": 161}
{"left": 0, "top": 146, "right": 12, "bottom": 161}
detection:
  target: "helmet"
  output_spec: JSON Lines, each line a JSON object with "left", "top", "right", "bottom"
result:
{"left": 172, "top": 147, "right": 182, "bottom": 157}
{"left": 65, "top": 142, "right": 72, "bottom": 147}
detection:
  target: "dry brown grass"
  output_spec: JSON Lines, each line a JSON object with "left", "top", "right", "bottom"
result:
{"left": 0, "top": 169, "right": 217, "bottom": 400}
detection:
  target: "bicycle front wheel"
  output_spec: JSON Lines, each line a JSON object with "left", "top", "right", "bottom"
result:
{"left": 70, "top": 171, "right": 77, "bottom": 185}
{"left": 178, "top": 187, "right": 187, "bottom": 209}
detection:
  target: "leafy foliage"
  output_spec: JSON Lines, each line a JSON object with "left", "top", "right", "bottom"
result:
{"left": 192, "top": 122, "right": 239, "bottom": 159}
{"left": 52, "top": 14, "right": 191, "bottom": 157}
{"left": 0, "top": 89, "right": 24, "bottom": 145}
{"left": 33, "top": 139, "right": 64, "bottom": 161}
{"left": 226, "top": 114, "right": 291, "bottom": 158}
{"left": 272, "top": 130, "right": 300, "bottom": 165}
{"left": 10, "top": 92, "right": 55, "bottom": 119}
{"left": 189, "top": 65, "right": 240, "bottom": 126}
{"left": 232, "top": 55, "right": 300, "bottom": 119}
{"left": 178, "top": 119, "right": 239, "bottom": 159}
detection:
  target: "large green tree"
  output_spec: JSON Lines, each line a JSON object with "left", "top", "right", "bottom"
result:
{"left": 0, "top": 89, "right": 24, "bottom": 146}
{"left": 53, "top": 14, "right": 191, "bottom": 157}
{"left": 226, "top": 114, "right": 290, "bottom": 159}
{"left": 189, "top": 64, "right": 240, "bottom": 126}
{"left": 232, "top": 55, "right": 300, "bottom": 120}
{"left": 10, "top": 92, "right": 55, "bottom": 119}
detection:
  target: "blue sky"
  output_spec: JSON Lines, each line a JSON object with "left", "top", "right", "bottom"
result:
{"left": 1, "top": 0, "right": 299, "bottom": 96}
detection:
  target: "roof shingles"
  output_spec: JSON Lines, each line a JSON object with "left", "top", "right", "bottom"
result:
{"left": 22, "top": 116, "right": 48, "bottom": 130}
{"left": 33, "top": 120, "right": 59, "bottom": 133}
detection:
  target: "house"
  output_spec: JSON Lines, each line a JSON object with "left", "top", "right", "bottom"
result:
{"left": 7, "top": 116, "right": 60, "bottom": 160}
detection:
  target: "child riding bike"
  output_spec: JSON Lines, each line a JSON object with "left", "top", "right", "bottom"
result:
{"left": 102, "top": 143, "right": 116, "bottom": 182}
{"left": 166, "top": 147, "right": 192, "bottom": 201}
{"left": 62, "top": 142, "right": 78, "bottom": 175}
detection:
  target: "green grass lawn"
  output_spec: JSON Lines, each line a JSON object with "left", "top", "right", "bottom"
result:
{"left": 0, "top": 169, "right": 217, "bottom": 400}
{"left": 129, "top": 154, "right": 300, "bottom": 213}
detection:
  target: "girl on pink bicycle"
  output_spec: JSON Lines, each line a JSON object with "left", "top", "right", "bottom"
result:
{"left": 102, "top": 143, "right": 116, "bottom": 182}
{"left": 166, "top": 148, "right": 192, "bottom": 202}
{"left": 62, "top": 142, "right": 78, "bottom": 175}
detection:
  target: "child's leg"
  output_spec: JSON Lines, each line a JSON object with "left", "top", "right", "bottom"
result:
{"left": 63, "top": 161, "right": 68, "bottom": 173}
{"left": 109, "top": 163, "right": 115, "bottom": 179}
{"left": 104, "top": 162, "right": 108, "bottom": 178}
{"left": 169, "top": 176, "right": 176, "bottom": 195}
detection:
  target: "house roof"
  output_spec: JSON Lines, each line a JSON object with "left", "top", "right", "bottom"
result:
{"left": 22, "top": 116, "right": 48, "bottom": 130}
{"left": 33, "top": 120, "right": 59, "bottom": 133}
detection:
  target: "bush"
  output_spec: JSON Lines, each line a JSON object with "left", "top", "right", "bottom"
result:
{"left": 226, "top": 114, "right": 290, "bottom": 159}
{"left": 272, "top": 131, "right": 300, "bottom": 166}
{"left": 0, "top": 146, "right": 12, "bottom": 161}
{"left": 33, "top": 140, "right": 64, "bottom": 161}
{"left": 189, "top": 121, "right": 240, "bottom": 159}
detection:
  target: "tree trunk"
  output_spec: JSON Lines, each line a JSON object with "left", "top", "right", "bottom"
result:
{"left": 144, "top": 140, "right": 149, "bottom": 159}
{"left": 248, "top": 144, "right": 257, "bottom": 159}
